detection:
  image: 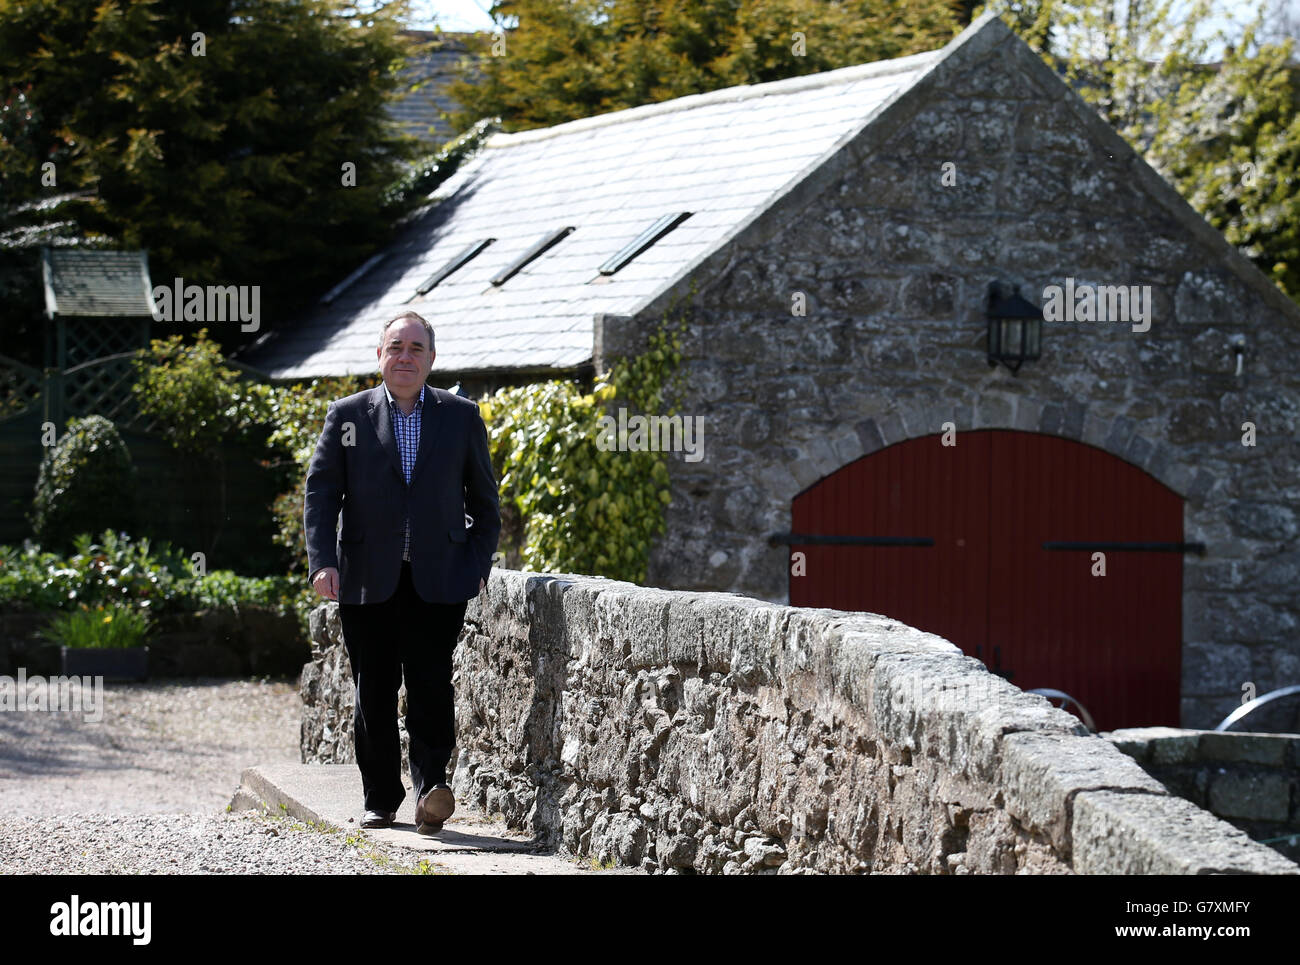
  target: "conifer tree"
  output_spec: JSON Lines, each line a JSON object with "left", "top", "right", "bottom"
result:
{"left": 447, "top": 0, "right": 964, "bottom": 132}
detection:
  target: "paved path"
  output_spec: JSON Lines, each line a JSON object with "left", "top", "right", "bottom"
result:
{"left": 0, "top": 678, "right": 635, "bottom": 874}
{"left": 231, "top": 762, "right": 641, "bottom": 874}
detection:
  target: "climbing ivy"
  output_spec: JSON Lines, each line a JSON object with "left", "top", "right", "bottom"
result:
{"left": 479, "top": 303, "right": 690, "bottom": 584}
{"left": 133, "top": 304, "right": 694, "bottom": 585}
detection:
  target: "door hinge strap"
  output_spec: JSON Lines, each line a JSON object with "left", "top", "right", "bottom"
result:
{"left": 1042, "top": 541, "right": 1205, "bottom": 555}
{"left": 768, "top": 533, "right": 934, "bottom": 547}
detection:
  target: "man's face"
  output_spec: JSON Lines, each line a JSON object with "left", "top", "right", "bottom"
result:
{"left": 377, "top": 319, "right": 434, "bottom": 394}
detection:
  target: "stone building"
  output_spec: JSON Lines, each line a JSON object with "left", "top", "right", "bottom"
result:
{"left": 386, "top": 30, "right": 481, "bottom": 146}
{"left": 241, "top": 13, "right": 1300, "bottom": 733}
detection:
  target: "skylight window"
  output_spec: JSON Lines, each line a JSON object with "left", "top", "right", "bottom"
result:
{"left": 320, "top": 254, "right": 384, "bottom": 304}
{"left": 490, "top": 227, "right": 575, "bottom": 286}
{"left": 415, "top": 238, "right": 495, "bottom": 295}
{"left": 599, "top": 212, "right": 692, "bottom": 275}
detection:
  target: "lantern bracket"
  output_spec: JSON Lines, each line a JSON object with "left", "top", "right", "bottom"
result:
{"left": 985, "top": 280, "right": 1043, "bottom": 375}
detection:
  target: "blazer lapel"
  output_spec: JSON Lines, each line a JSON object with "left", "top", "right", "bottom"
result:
{"left": 365, "top": 385, "right": 405, "bottom": 483}
{"left": 410, "top": 384, "right": 446, "bottom": 487}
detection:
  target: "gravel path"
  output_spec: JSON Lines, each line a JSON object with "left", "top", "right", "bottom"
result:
{"left": 1, "top": 809, "right": 448, "bottom": 874}
{"left": 0, "top": 678, "right": 301, "bottom": 817}
{"left": 0, "top": 677, "right": 443, "bottom": 874}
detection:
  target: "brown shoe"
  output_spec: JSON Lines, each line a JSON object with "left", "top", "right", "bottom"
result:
{"left": 416, "top": 784, "right": 455, "bottom": 834}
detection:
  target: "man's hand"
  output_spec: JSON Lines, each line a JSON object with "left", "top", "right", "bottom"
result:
{"left": 312, "top": 566, "right": 340, "bottom": 601}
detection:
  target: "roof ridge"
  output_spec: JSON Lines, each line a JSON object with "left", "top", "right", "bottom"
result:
{"left": 483, "top": 48, "right": 942, "bottom": 148}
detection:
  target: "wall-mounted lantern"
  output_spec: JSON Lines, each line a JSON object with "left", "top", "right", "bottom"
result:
{"left": 986, "top": 281, "right": 1042, "bottom": 375}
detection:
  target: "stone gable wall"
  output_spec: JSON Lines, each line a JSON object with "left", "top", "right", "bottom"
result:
{"left": 603, "top": 19, "right": 1300, "bottom": 730}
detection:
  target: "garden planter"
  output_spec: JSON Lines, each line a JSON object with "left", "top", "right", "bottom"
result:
{"left": 60, "top": 646, "right": 150, "bottom": 682}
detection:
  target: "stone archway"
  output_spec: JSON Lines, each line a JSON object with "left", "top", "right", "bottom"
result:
{"left": 787, "top": 428, "right": 1186, "bottom": 730}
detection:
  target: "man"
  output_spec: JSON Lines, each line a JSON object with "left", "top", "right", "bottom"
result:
{"left": 304, "top": 310, "right": 501, "bottom": 832}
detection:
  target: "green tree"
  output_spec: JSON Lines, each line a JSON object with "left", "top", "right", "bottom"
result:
{"left": 0, "top": 0, "right": 425, "bottom": 356}
{"left": 0, "top": 83, "right": 98, "bottom": 366}
{"left": 447, "top": 0, "right": 964, "bottom": 133}
{"left": 980, "top": 0, "right": 1300, "bottom": 301}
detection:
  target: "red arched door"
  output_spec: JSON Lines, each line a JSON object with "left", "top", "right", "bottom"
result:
{"left": 789, "top": 430, "right": 1183, "bottom": 731}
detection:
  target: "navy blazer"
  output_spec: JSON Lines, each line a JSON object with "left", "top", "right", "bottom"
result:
{"left": 304, "top": 383, "right": 501, "bottom": 605}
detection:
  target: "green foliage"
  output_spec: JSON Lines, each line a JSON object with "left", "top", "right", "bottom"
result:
{"left": 0, "top": 530, "right": 182, "bottom": 611}
{"left": 131, "top": 330, "right": 369, "bottom": 562}
{"left": 382, "top": 117, "right": 499, "bottom": 208}
{"left": 1143, "top": 27, "right": 1300, "bottom": 299}
{"left": 130, "top": 304, "right": 692, "bottom": 586}
{"left": 31, "top": 415, "right": 138, "bottom": 553}
{"left": 41, "top": 601, "right": 151, "bottom": 650}
{"left": 449, "top": 0, "right": 963, "bottom": 133}
{"left": 129, "top": 331, "right": 272, "bottom": 560}
{"left": 243, "top": 374, "right": 372, "bottom": 559}
{"left": 0, "top": 85, "right": 90, "bottom": 362}
{"left": 184, "top": 568, "right": 315, "bottom": 623}
{"left": 479, "top": 304, "right": 689, "bottom": 583}
{"left": 0, "top": 529, "right": 317, "bottom": 637}
{"left": 130, "top": 330, "right": 268, "bottom": 453}
{"left": 0, "top": 0, "right": 424, "bottom": 352}
{"left": 980, "top": 0, "right": 1300, "bottom": 301}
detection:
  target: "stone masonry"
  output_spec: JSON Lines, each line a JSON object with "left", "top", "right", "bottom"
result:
{"left": 597, "top": 16, "right": 1300, "bottom": 730}
{"left": 300, "top": 568, "right": 1296, "bottom": 874}
{"left": 1109, "top": 726, "right": 1300, "bottom": 863}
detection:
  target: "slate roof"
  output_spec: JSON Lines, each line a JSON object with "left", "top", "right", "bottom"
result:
{"left": 386, "top": 31, "right": 479, "bottom": 145}
{"left": 240, "top": 46, "right": 941, "bottom": 379}
{"left": 41, "top": 248, "right": 156, "bottom": 318}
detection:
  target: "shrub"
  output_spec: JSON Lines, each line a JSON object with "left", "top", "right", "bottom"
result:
{"left": 132, "top": 330, "right": 369, "bottom": 566}
{"left": 129, "top": 330, "right": 269, "bottom": 454}
{"left": 31, "top": 415, "right": 138, "bottom": 552}
{"left": 0, "top": 530, "right": 187, "bottom": 610}
{"left": 242, "top": 374, "right": 370, "bottom": 562}
{"left": 183, "top": 568, "right": 316, "bottom": 625}
{"left": 40, "top": 602, "right": 151, "bottom": 649}
{"left": 0, "top": 529, "right": 316, "bottom": 639}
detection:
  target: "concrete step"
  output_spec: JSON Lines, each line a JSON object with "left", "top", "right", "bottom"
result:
{"left": 229, "top": 763, "right": 641, "bottom": 875}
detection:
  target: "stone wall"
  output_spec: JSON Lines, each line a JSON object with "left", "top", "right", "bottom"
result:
{"left": 600, "top": 17, "right": 1300, "bottom": 730}
{"left": 300, "top": 569, "right": 1296, "bottom": 874}
{"left": 1109, "top": 726, "right": 1300, "bottom": 863}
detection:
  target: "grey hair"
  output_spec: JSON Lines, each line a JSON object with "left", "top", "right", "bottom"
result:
{"left": 379, "top": 311, "right": 435, "bottom": 353}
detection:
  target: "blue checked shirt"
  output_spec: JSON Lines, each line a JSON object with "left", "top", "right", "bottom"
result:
{"left": 383, "top": 381, "right": 424, "bottom": 561}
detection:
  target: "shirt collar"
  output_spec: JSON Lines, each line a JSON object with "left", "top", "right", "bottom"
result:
{"left": 383, "top": 381, "right": 424, "bottom": 412}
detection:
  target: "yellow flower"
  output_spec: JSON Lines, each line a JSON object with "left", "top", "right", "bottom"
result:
{"left": 103, "top": 615, "right": 113, "bottom": 623}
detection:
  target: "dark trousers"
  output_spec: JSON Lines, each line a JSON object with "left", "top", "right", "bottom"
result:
{"left": 338, "top": 561, "right": 468, "bottom": 813}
